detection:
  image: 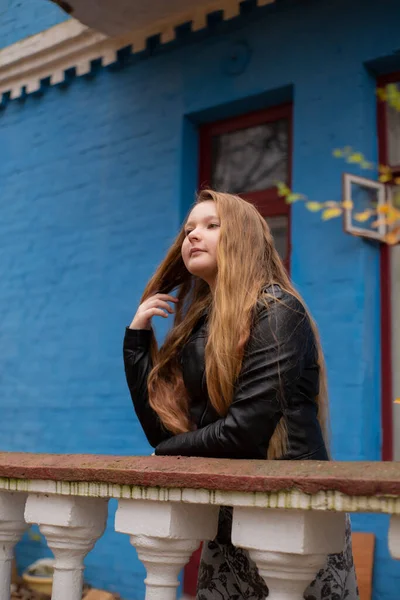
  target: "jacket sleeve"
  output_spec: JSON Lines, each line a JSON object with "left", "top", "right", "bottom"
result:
{"left": 155, "top": 295, "right": 311, "bottom": 459}
{"left": 123, "top": 327, "right": 172, "bottom": 447}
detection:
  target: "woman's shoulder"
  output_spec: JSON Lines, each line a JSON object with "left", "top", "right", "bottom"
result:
{"left": 251, "top": 285, "right": 314, "bottom": 348}
{"left": 256, "top": 284, "right": 306, "bottom": 316}
{"left": 253, "top": 284, "right": 313, "bottom": 339}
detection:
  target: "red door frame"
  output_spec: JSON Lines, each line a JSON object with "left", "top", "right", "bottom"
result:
{"left": 199, "top": 103, "right": 293, "bottom": 271}
{"left": 183, "top": 103, "right": 293, "bottom": 597}
{"left": 376, "top": 72, "right": 400, "bottom": 461}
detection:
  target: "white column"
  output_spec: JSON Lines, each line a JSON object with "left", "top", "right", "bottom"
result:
{"left": 389, "top": 515, "right": 400, "bottom": 559}
{"left": 0, "top": 491, "right": 28, "bottom": 600}
{"left": 232, "top": 507, "right": 346, "bottom": 600}
{"left": 115, "top": 500, "right": 219, "bottom": 600}
{"left": 25, "top": 495, "right": 108, "bottom": 600}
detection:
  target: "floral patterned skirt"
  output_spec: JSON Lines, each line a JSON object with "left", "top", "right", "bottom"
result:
{"left": 196, "top": 507, "right": 359, "bottom": 600}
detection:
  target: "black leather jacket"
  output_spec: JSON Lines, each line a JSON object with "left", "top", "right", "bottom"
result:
{"left": 123, "top": 286, "right": 328, "bottom": 461}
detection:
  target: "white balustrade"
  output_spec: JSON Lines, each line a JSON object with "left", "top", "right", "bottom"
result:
{"left": 0, "top": 491, "right": 28, "bottom": 600}
{"left": 0, "top": 456, "right": 399, "bottom": 600}
{"left": 389, "top": 515, "right": 400, "bottom": 559}
{"left": 115, "top": 499, "right": 219, "bottom": 600}
{"left": 25, "top": 495, "right": 108, "bottom": 600}
{"left": 232, "top": 507, "right": 346, "bottom": 600}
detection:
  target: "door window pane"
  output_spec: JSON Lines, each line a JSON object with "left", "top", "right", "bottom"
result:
{"left": 266, "top": 215, "right": 288, "bottom": 261}
{"left": 386, "top": 82, "right": 400, "bottom": 166}
{"left": 211, "top": 119, "right": 289, "bottom": 193}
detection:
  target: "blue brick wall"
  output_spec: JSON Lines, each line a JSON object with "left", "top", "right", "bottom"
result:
{"left": 0, "top": 0, "right": 68, "bottom": 48}
{"left": 0, "top": 62, "right": 184, "bottom": 599}
{"left": 0, "top": 0, "right": 399, "bottom": 598}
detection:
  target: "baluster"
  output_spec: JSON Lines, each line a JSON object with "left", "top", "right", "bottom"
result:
{"left": 0, "top": 491, "right": 28, "bottom": 600}
{"left": 232, "top": 507, "right": 346, "bottom": 600}
{"left": 115, "top": 499, "right": 219, "bottom": 600}
{"left": 25, "top": 494, "right": 108, "bottom": 600}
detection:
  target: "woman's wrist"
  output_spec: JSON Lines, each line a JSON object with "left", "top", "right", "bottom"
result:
{"left": 129, "top": 318, "right": 150, "bottom": 330}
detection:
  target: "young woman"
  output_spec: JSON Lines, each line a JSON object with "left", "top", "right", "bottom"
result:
{"left": 123, "top": 189, "right": 359, "bottom": 600}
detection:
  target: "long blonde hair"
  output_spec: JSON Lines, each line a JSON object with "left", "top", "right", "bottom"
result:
{"left": 140, "top": 190, "right": 329, "bottom": 459}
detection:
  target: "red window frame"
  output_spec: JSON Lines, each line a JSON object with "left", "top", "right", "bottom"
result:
{"left": 377, "top": 71, "right": 400, "bottom": 460}
{"left": 198, "top": 103, "right": 293, "bottom": 271}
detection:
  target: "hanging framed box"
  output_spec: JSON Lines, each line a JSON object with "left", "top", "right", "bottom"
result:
{"left": 343, "top": 173, "right": 388, "bottom": 241}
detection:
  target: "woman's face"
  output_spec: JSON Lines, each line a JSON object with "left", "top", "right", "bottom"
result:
{"left": 181, "top": 200, "right": 221, "bottom": 288}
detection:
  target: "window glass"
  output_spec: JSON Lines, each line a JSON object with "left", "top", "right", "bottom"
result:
{"left": 211, "top": 119, "right": 289, "bottom": 193}
{"left": 386, "top": 82, "right": 400, "bottom": 166}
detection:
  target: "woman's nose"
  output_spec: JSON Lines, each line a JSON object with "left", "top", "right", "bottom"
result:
{"left": 188, "top": 229, "right": 201, "bottom": 242}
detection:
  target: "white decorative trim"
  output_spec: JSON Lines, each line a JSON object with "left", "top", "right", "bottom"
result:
{"left": 1, "top": 477, "right": 400, "bottom": 515}
{"left": 0, "top": 19, "right": 108, "bottom": 98}
{"left": 0, "top": 0, "right": 275, "bottom": 101}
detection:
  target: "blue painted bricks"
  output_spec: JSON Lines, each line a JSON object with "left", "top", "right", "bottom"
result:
{"left": 0, "top": 0, "right": 399, "bottom": 597}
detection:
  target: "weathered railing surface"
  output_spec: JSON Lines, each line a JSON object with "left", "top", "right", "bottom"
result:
{"left": 0, "top": 453, "right": 399, "bottom": 600}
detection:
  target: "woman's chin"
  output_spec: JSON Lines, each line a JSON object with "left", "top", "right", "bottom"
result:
{"left": 187, "top": 268, "right": 216, "bottom": 286}
{"left": 188, "top": 267, "right": 206, "bottom": 278}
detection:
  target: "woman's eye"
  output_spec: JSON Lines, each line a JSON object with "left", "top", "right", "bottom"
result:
{"left": 208, "top": 223, "right": 220, "bottom": 229}
{"left": 185, "top": 229, "right": 192, "bottom": 236}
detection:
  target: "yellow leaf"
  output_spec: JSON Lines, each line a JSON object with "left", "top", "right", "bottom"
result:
{"left": 384, "top": 230, "right": 400, "bottom": 245}
{"left": 371, "top": 218, "right": 386, "bottom": 228}
{"left": 305, "top": 202, "right": 323, "bottom": 212}
{"left": 379, "top": 173, "right": 392, "bottom": 183}
{"left": 332, "top": 149, "right": 343, "bottom": 158}
{"left": 324, "top": 201, "right": 340, "bottom": 208}
{"left": 395, "top": 398, "right": 400, "bottom": 404}
{"left": 394, "top": 177, "right": 400, "bottom": 185}
{"left": 354, "top": 210, "right": 372, "bottom": 222}
{"left": 361, "top": 161, "right": 374, "bottom": 170}
{"left": 286, "top": 193, "right": 306, "bottom": 203}
{"left": 342, "top": 200, "right": 354, "bottom": 210}
{"left": 347, "top": 152, "right": 365, "bottom": 164}
{"left": 276, "top": 182, "right": 291, "bottom": 197}
{"left": 377, "top": 204, "right": 390, "bottom": 214}
{"left": 387, "top": 214, "right": 400, "bottom": 225}
{"left": 386, "top": 84, "right": 400, "bottom": 111}
{"left": 322, "top": 207, "right": 342, "bottom": 220}
{"left": 379, "top": 164, "right": 392, "bottom": 173}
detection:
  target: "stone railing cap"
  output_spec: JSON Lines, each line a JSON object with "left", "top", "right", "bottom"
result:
{"left": 0, "top": 453, "right": 399, "bottom": 497}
